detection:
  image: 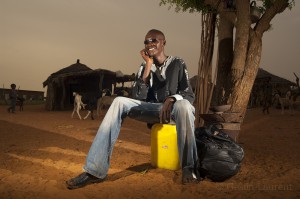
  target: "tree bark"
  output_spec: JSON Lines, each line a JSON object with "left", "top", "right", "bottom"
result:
{"left": 212, "top": 13, "right": 234, "bottom": 106}
{"left": 231, "top": 30, "right": 262, "bottom": 116}
{"left": 227, "top": 1, "right": 251, "bottom": 112}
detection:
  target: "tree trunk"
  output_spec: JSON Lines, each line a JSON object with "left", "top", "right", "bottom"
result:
{"left": 227, "top": 1, "right": 250, "bottom": 103}
{"left": 212, "top": 13, "right": 234, "bottom": 106}
{"left": 230, "top": 31, "right": 262, "bottom": 116}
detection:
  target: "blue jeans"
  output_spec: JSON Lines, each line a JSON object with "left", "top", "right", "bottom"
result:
{"left": 83, "top": 96, "right": 198, "bottom": 178}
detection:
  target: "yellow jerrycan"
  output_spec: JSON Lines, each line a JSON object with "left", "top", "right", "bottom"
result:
{"left": 151, "top": 124, "right": 180, "bottom": 170}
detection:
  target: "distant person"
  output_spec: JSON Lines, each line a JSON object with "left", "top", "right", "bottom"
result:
{"left": 292, "top": 72, "right": 300, "bottom": 101}
{"left": 262, "top": 77, "right": 272, "bottom": 114}
{"left": 272, "top": 87, "right": 281, "bottom": 108}
{"left": 7, "top": 83, "right": 17, "bottom": 113}
{"left": 294, "top": 72, "right": 299, "bottom": 88}
{"left": 66, "top": 29, "right": 199, "bottom": 189}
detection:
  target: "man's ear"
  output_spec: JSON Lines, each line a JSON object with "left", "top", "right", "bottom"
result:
{"left": 163, "top": 40, "right": 166, "bottom": 45}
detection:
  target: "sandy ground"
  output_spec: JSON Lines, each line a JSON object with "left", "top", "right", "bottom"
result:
{"left": 0, "top": 104, "right": 299, "bottom": 199}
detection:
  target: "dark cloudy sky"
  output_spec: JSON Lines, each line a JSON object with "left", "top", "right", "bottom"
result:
{"left": 1, "top": 0, "right": 299, "bottom": 91}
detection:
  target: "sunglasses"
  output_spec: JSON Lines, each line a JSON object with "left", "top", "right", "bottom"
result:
{"left": 144, "top": 38, "right": 159, "bottom": 45}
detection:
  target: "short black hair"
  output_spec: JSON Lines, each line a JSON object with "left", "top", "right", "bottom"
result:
{"left": 147, "top": 29, "right": 165, "bottom": 40}
{"left": 11, "top": 83, "right": 16, "bottom": 89}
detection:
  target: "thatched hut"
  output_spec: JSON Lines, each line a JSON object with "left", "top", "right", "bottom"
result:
{"left": 249, "top": 68, "right": 295, "bottom": 107}
{"left": 252, "top": 68, "right": 295, "bottom": 98}
{"left": 254, "top": 68, "right": 295, "bottom": 92}
{"left": 189, "top": 68, "right": 295, "bottom": 108}
{"left": 43, "top": 59, "right": 117, "bottom": 111}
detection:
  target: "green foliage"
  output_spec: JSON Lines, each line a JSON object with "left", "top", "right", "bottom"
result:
{"left": 288, "top": 0, "right": 295, "bottom": 9}
{"left": 261, "top": 0, "right": 272, "bottom": 9}
{"left": 257, "top": 0, "right": 295, "bottom": 12}
{"left": 159, "top": 0, "right": 212, "bottom": 13}
{"left": 160, "top": 0, "right": 295, "bottom": 13}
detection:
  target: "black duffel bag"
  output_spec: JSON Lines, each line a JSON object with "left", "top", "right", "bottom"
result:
{"left": 195, "top": 125, "right": 244, "bottom": 182}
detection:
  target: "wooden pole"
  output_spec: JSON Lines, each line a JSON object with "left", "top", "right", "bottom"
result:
{"left": 195, "top": 12, "right": 217, "bottom": 127}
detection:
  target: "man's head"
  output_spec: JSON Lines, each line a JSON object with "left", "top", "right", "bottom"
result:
{"left": 10, "top": 83, "right": 16, "bottom": 89}
{"left": 144, "top": 29, "right": 166, "bottom": 58}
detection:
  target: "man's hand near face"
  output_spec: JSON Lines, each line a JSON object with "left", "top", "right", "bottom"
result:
{"left": 140, "top": 49, "right": 153, "bottom": 84}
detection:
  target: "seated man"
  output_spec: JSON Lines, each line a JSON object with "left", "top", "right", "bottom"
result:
{"left": 66, "top": 29, "right": 200, "bottom": 189}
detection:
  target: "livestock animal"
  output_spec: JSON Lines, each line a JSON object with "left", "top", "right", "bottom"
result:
{"left": 96, "top": 95, "right": 117, "bottom": 116}
{"left": 95, "top": 88, "right": 117, "bottom": 116}
{"left": 102, "top": 88, "right": 112, "bottom": 96}
{"left": 16, "top": 96, "right": 25, "bottom": 111}
{"left": 71, "top": 92, "right": 99, "bottom": 120}
{"left": 273, "top": 91, "right": 294, "bottom": 114}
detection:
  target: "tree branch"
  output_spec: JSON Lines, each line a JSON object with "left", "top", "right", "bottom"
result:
{"left": 256, "top": 0, "right": 289, "bottom": 34}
